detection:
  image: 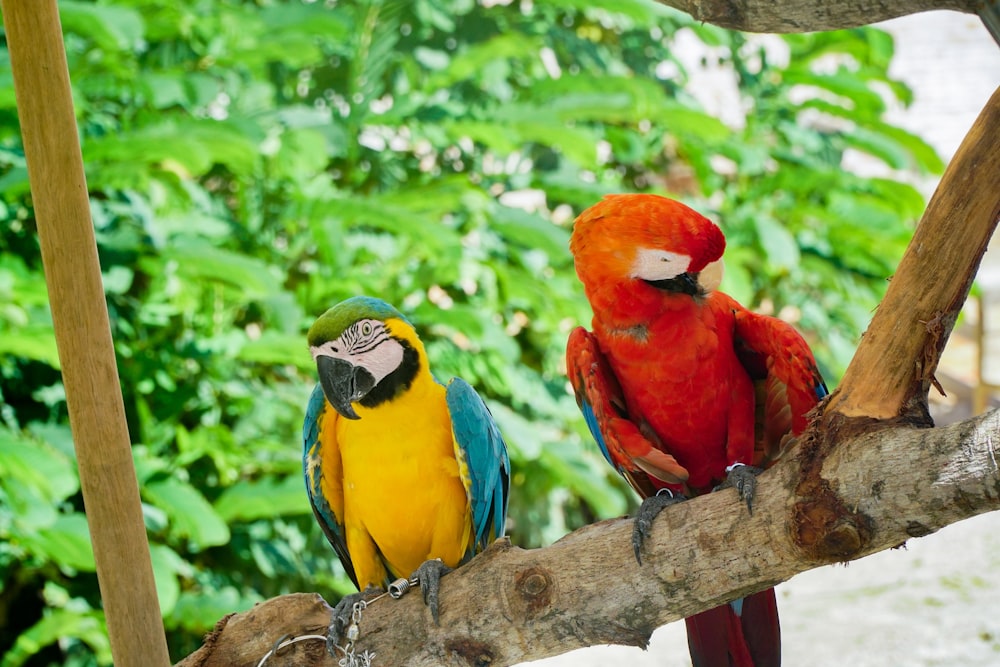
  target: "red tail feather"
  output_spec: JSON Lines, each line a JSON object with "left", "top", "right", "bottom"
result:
{"left": 684, "top": 588, "right": 780, "bottom": 667}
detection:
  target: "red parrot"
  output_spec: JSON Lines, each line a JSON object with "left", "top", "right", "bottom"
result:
{"left": 566, "top": 194, "right": 827, "bottom": 667}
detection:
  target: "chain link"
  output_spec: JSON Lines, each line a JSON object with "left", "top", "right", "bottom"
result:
{"left": 257, "top": 593, "right": 386, "bottom": 667}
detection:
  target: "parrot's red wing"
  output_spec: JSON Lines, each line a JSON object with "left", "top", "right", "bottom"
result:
{"left": 730, "top": 303, "right": 828, "bottom": 467}
{"left": 567, "top": 327, "right": 689, "bottom": 495}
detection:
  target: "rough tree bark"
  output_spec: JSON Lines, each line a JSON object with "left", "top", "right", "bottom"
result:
{"left": 175, "top": 84, "right": 1000, "bottom": 667}
{"left": 177, "top": 412, "right": 1000, "bottom": 667}
{"left": 652, "top": 0, "right": 980, "bottom": 33}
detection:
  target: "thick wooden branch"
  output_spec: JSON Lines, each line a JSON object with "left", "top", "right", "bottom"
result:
{"left": 176, "top": 410, "right": 1000, "bottom": 667}
{"left": 654, "top": 0, "right": 979, "bottom": 32}
{"left": 825, "top": 86, "right": 1000, "bottom": 421}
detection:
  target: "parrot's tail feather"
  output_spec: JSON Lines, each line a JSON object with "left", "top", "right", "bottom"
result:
{"left": 684, "top": 587, "right": 780, "bottom": 667}
{"left": 633, "top": 449, "right": 689, "bottom": 484}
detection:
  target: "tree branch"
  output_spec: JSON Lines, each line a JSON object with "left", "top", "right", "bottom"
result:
{"left": 654, "top": 0, "right": 979, "bottom": 33}
{"left": 826, "top": 85, "right": 1000, "bottom": 421}
{"left": 176, "top": 410, "right": 1000, "bottom": 667}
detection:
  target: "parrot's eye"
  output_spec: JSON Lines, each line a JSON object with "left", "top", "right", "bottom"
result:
{"left": 361, "top": 322, "right": 373, "bottom": 336}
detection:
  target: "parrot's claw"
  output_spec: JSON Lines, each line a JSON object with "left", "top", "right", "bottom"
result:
{"left": 325, "top": 585, "right": 382, "bottom": 656}
{"left": 409, "top": 558, "right": 453, "bottom": 625}
{"left": 715, "top": 464, "right": 764, "bottom": 514}
{"left": 632, "top": 489, "right": 686, "bottom": 565}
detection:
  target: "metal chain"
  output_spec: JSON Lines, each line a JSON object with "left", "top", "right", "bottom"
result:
{"left": 257, "top": 593, "right": 387, "bottom": 667}
{"left": 336, "top": 599, "right": 377, "bottom": 667}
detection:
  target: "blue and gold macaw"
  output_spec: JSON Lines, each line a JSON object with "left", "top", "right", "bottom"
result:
{"left": 303, "top": 296, "right": 510, "bottom": 642}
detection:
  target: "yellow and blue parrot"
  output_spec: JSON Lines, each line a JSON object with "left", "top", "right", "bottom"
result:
{"left": 303, "top": 296, "right": 510, "bottom": 643}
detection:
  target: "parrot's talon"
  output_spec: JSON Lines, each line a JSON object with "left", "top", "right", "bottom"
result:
{"left": 269, "top": 633, "right": 292, "bottom": 657}
{"left": 325, "top": 586, "right": 382, "bottom": 656}
{"left": 632, "top": 490, "right": 686, "bottom": 565}
{"left": 411, "top": 558, "right": 453, "bottom": 624}
{"left": 716, "top": 464, "right": 764, "bottom": 514}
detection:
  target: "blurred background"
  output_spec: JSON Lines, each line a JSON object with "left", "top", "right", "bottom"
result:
{"left": 0, "top": 1, "right": 996, "bottom": 665}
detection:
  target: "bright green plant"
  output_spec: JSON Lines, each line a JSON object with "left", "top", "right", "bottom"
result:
{"left": 0, "top": 0, "right": 938, "bottom": 663}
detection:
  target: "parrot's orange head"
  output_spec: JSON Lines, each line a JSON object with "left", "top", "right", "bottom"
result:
{"left": 569, "top": 194, "right": 725, "bottom": 298}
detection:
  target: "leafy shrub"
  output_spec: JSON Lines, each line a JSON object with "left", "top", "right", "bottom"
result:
{"left": 0, "top": 0, "right": 937, "bottom": 663}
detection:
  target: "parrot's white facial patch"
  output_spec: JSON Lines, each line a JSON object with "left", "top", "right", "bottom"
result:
{"left": 310, "top": 319, "right": 404, "bottom": 386}
{"left": 630, "top": 248, "right": 692, "bottom": 281}
{"left": 698, "top": 258, "right": 724, "bottom": 292}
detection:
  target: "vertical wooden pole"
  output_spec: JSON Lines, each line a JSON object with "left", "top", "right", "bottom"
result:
{"left": 1, "top": 1, "right": 171, "bottom": 665}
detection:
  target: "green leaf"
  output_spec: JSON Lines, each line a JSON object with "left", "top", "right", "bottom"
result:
{"left": 782, "top": 68, "right": 886, "bottom": 116}
{"left": 485, "top": 402, "right": 559, "bottom": 461}
{"left": 0, "top": 429, "right": 79, "bottom": 505}
{"left": 150, "top": 544, "right": 185, "bottom": 616}
{"left": 544, "top": 0, "right": 677, "bottom": 24}
{"left": 429, "top": 33, "right": 542, "bottom": 89}
{"left": 0, "top": 607, "right": 110, "bottom": 667}
{"left": 540, "top": 439, "right": 627, "bottom": 518}
{"left": 273, "top": 128, "right": 331, "bottom": 180}
{"left": 214, "top": 475, "right": 310, "bottom": 523}
{"left": 138, "top": 73, "right": 189, "bottom": 109}
{"left": 159, "top": 239, "right": 282, "bottom": 299}
{"left": 719, "top": 247, "right": 756, "bottom": 306}
{"left": 491, "top": 207, "right": 571, "bottom": 259}
{"left": 23, "top": 514, "right": 96, "bottom": 572}
{"left": 86, "top": 119, "right": 259, "bottom": 177}
{"left": 144, "top": 478, "right": 230, "bottom": 549}
{"left": 850, "top": 122, "right": 945, "bottom": 174}
{"left": 0, "top": 325, "right": 60, "bottom": 367}
{"left": 59, "top": 1, "right": 145, "bottom": 52}
{"left": 239, "top": 331, "right": 313, "bottom": 371}
{"left": 170, "top": 586, "right": 259, "bottom": 633}
{"left": 316, "top": 194, "right": 463, "bottom": 250}
{"left": 443, "top": 120, "right": 521, "bottom": 154}
{"left": 753, "top": 215, "right": 801, "bottom": 270}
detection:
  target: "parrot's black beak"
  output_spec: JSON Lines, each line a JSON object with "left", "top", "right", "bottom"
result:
{"left": 316, "top": 356, "right": 376, "bottom": 420}
{"left": 644, "top": 271, "right": 702, "bottom": 297}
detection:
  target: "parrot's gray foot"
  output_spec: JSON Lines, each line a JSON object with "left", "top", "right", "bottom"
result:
{"left": 326, "top": 585, "right": 382, "bottom": 656}
{"left": 633, "top": 489, "right": 686, "bottom": 565}
{"left": 394, "top": 558, "right": 453, "bottom": 625}
{"left": 715, "top": 463, "right": 764, "bottom": 515}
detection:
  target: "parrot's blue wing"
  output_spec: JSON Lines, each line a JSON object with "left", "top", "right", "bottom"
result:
{"left": 445, "top": 378, "right": 510, "bottom": 557}
{"left": 303, "top": 383, "right": 358, "bottom": 588}
{"left": 579, "top": 391, "right": 614, "bottom": 469}
{"left": 566, "top": 327, "right": 619, "bottom": 471}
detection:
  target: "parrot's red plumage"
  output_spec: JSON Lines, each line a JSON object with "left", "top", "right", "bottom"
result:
{"left": 566, "top": 194, "right": 827, "bottom": 667}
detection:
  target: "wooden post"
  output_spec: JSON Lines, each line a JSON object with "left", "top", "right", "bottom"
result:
{"left": 1, "top": 1, "right": 171, "bottom": 665}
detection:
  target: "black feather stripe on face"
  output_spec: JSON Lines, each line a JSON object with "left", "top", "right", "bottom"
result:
{"left": 351, "top": 329, "right": 390, "bottom": 355}
{"left": 643, "top": 272, "right": 703, "bottom": 296}
{"left": 358, "top": 338, "right": 420, "bottom": 408}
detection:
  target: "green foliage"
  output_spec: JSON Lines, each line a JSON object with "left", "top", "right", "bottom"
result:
{"left": 0, "top": 0, "right": 937, "bottom": 663}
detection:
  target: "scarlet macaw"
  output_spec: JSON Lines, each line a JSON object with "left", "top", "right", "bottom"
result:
{"left": 566, "top": 194, "right": 827, "bottom": 667}
{"left": 303, "top": 296, "right": 510, "bottom": 645}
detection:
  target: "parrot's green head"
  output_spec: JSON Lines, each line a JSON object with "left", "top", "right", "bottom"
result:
{"left": 308, "top": 296, "right": 422, "bottom": 419}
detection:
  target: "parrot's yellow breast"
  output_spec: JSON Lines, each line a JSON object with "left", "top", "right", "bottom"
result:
{"left": 336, "top": 377, "right": 472, "bottom": 587}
